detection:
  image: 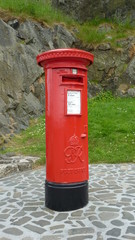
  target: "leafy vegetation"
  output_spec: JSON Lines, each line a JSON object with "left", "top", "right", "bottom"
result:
{"left": 0, "top": 0, "right": 135, "bottom": 45}
{"left": 1, "top": 94, "right": 135, "bottom": 164}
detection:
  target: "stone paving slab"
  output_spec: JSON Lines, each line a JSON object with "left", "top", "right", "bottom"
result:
{"left": 0, "top": 164, "right": 135, "bottom": 239}
{"left": 0, "top": 154, "right": 40, "bottom": 178}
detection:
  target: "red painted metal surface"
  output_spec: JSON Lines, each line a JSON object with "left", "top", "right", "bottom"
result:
{"left": 37, "top": 49, "right": 94, "bottom": 183}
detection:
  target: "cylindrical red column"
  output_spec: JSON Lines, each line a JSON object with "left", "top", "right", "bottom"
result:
{"left": 37, "top": 49, "right": 94, "bottom": 211}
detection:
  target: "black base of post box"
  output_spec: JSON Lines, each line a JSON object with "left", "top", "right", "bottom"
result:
{"left": 45, "top": 180, "right": 88, "bottom": 211}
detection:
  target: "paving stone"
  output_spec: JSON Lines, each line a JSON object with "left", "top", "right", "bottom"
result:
{"left": 54, "top": 213, "right": 69, "bottom": 221}
{"left": 24, "top": 224, "right": 46, "bottom": 234}
{"left": 46, "top": 215, "right": 54, "bottom": 220}
{"left": 121, "top": 197, "right": 132, "bottom": 202}
{"left": 76, "top": 220, "right": 85, "bottom": 227}
{"left": 12, "top": 216, "right": 31, "bottom": 225}
{"left": 92, "top": 221, "right": 106, "bottom": 228}
{"left": 122, "top": 212, "right": 135, "bottom": 221}
{"left": 71, "top": 210, "right": 83, "bottom": 217}
{"left": 22, "top": 207, "right": 38, "bottom": 211}
{"left": 123, "top": 207, "right": 135, "bottom": 211}
{"left": 13, "top": 211, "right": 26, "bottom": 217}
{"left": 13, "top": 191, "right": 22, "bottom": 198}
{"left": 1, "top": 164, "right": 135, "bottom": 239}
{"left": 98, "top": 207, "right": 119, "bottom": 212}
{"left": 21, "top": 238, "right": 33, "bottom": 240}
{"left": 32, "top": 219, "right": 50, "bottom": 227}
{"left": 99, "top": 212, "right": 119, "bottom": 221}
{"left": 107, "top": 238, "right": 121, "bottom": 240}
{"left": 106, "top": 228, "right": 121, "bottom": 237}
{"left": 30, "top": 211, "right": 46, "bottom": 218}
{"left": 126, "top": 226, "right": 135, "bottom": 234}
{"left": 68, "top": 227, "right": 94, "bottom": 235}
{"left": 111, "top": 220, "right": 124, "bottom": 226}
{"left": 3, "top": 227, "right": 23, "bottom": 236}
{"left": 0, "top": 214, "right": 10, "bottom": 219}
{"left": 41, "top": 236, "right": 62, "bottom": 240}
{"left": 0, "top": 224, "right": 5, "bottom": 228}
{"left": 67, "top": 236, "right": 93, "bottom": 240}
{"left": 50, "top": 224, "right": 65, "bottom": 230}
{"left": 0, "top": 238, "right": 10, "bottom": 240}
{"left": 122, "top": 235, "right": 135, "bottom": 240}
{"left": 88, "top": 215, "right": 98, "bottom": 221}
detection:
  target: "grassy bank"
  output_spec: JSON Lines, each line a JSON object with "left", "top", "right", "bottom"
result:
{"left": 1, "top": 95, "right": 135, "bottom": 164}
{"left": 0, "top": 0, "right": 135, "bottom": 45}
{"left": 88, "top": 94, "right": 135, "bottom": 163}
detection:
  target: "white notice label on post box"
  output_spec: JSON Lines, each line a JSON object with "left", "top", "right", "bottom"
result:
{"left": 67, "top": 90, "right": 81, "bottom": 114}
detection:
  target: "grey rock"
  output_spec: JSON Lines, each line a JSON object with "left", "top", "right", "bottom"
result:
{"left": 98, "top": 43, "right": 111, "bottom": 51}
{"left": 53, "top": 24, "right": 75, "bottom": 49}
{"left": 16, "top": 92, "right": 42, "bottom": 118}
{"left": 18, "top": 20, "right": 54, "bottom": 50}
{"left": 98, "top": 23, "right": 113, "bottom": 33}
{"left": 0, "top": 19, "right": 75, "bottom": 135}
{"left": 124, "top": 56, "right": 135, "bottom": 84}
{"left": 128, "top": 88, "right": 135, "bottom": 97}
{"left": 0, "top": 155, "right": 39, "bottom": 178}
{"left": 0, "top": 19, "right": 17, "bottom": 46}
{"left": 0, "top": 164, "right": 18, "bottom": 178}
{"left": 8, "top": 19, "right": 19, "bottom": 30}
{"left": 0, "top": 97, "right": 6, "bottom": 113}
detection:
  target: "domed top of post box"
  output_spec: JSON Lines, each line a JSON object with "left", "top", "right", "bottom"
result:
{"left": 37, "top": 48, "right": 94, "bottom": 67}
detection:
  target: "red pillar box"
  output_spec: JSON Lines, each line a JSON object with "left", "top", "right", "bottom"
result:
{"left": 37, "top": 49, "right": 94, "bottom": 211}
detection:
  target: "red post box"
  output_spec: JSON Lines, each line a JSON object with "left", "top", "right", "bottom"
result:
{"left": 37, "top": 49, "right": 94, "bottom": 211}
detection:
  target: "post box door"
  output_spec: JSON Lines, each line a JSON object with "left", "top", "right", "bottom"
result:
{"left": 46, "top": 67, "right": 89, "bottom": 184}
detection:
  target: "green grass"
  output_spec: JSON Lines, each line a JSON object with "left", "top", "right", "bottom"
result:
{"left": 0, "top": 0, "right": 75, "bottom": 26}
{"left": 88, "top": 93, "right": 135, "bottom": 163}
{"left": 0, "top": 0, "right": 135, "bottom": 45}
{"left": 0, "top": 115, "right": 46, "bottom": 166}
{"left": 1, "top": 94, "right": 135, "bottom": 165}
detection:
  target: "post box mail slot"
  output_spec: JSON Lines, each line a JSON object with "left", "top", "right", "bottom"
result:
{"left": 37, "top": 49, "right": 94, "bottom": 211}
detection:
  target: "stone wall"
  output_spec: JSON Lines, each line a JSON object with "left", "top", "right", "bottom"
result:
{"left": 51, "top": 0, "right": 135, "bottom": 23}
{"left": 0, "top": 18, "right": 75, "bottom": 137}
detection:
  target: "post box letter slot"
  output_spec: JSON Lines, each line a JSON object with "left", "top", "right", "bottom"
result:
{"left": 62, "top": 76, "right": 83, "bottom": 85}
